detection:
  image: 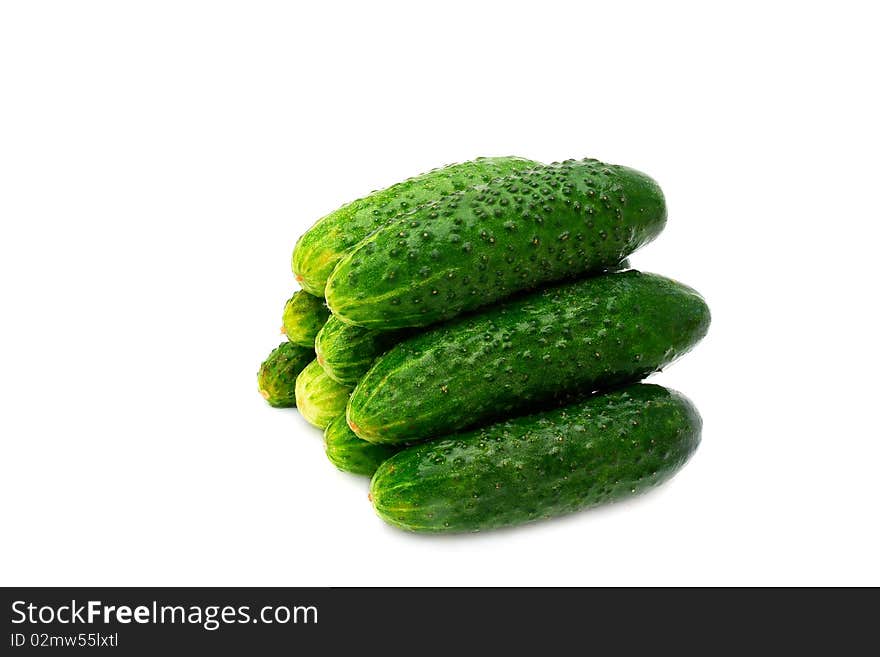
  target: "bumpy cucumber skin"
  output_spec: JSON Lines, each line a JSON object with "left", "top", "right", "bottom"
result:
{"left": 317, "top": 260, "right": 631, "bottom": 386}
{"left": 295, "top": 359, "right": 352, "bottom": 429}
{"left": 348, "top": 271, "right": 709, "bottom": 444}
{"left": 324, "top": 415, "right": 402, "bottom": 476}
{"left": 370, "top": 384, "right": 701, "bottom": 533}
{"left": 282, "top": 290, "right": 330, "bottom": 347}
{"left": 257, "top": 342, "right": 314, "bottom": 408}
{"left": 293, "top": 156, "right": 540, "bottom": 296}
{"left": 315, "top": 316, "right": 409, "bottom": 386}
{"left": 326, "top": 158, "right": 666, "bottom": 329}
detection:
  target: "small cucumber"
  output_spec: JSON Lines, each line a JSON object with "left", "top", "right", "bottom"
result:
{"left": 315, "top": 316, "right": 409, "bottom": 386}
{"left": 348, "top": 271, "right": 709, "bottom": 444}
{"left": 282, "top": 290, "right": 330, "bottom": 347}
{"left": 292, "top": 156, "right": 540, "bottom": 296}
{"left": 316, "top": 260, "right": 631, "bottom": 386}
{"left": 257, "top": 342, "right": 314, "bottom": 408}
{"left": 295, "top": 359, "right": 352, "bottom": 429}
{"left": 324, "top": 415, "right": 401, "bottom": 476}
{"left": 326, "top": 158, "right": 666, "bottom": 329}
{"left": 370, "top": 383, "right": 701, "bottom": 533}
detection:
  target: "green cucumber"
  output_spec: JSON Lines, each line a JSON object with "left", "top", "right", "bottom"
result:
{"left": 315, "top": 316, "right": 409, "bottom": 386}
{"left": 348, "top": 271, "right": 709, "bottom": 444}
{"left": 326, "top": 158, "right": 666, "bottom": 329}
{"left": 295, "top": 359, "right": 352, "bottom": 429}
{"left": 316, "top": 259, "right": 631, "bottom": 386}
{"left": 370, "top": 383, "right": 701, "bottom": 533}
{"left": 257, "top": 342, "right": 314, "bottom": 408}
{"left": 324, "top": 415, "right": 402, "bottom": 476}
{"left": 281, "top": 290, "right": 330, "bottom": 347}
{"left": 293, "top": 156, "right": 540, "bottom": 296}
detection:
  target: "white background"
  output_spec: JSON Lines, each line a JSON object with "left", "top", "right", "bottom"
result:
{"left": 1, "top": 1, "right": 878, "bottom": 586}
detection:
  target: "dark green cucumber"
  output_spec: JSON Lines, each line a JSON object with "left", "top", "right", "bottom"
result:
{"left": 370, "top": 383, "right": 701, "bottom": 533}
{"left": 348, "top": 271, "right": 709, "bottom": 444}
{"left": 315, "top": 316, "right": 409, "bottom": 386}
{"left": 295, "top": 359, "right": 352, "bottom": 429}
{"left": 293, "top": 156, "right": 540, "bottom": 296}
{"left": 324, "top": 415, "right": 402, "bottom": 476}
{"left": 316, "top": 259, "right": 632, "bottom": 385}
{"left": 257, "top": 342, "right": 314, "bottom": 408}
{"left": 281, "top": 290, "right": 330, "bottom": 347}
{"left": 326, "top": 158, "right": 666, "bottom": 329}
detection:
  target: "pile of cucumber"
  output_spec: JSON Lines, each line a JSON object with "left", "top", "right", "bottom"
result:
{"left": 258, "top": 156, "right": 710, "bottom": 533}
